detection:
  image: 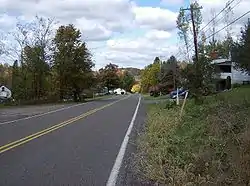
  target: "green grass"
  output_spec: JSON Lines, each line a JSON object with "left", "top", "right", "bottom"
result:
{"left": 136, "top": 86, "right": 250, "bottom": 185}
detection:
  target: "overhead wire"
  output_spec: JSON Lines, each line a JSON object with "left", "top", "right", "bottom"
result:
{"left": 200, "top": 0, "right": 236, "bottom": 33}
{"left": 173, "top": 0, "right": 242, "bottom": 60}
{"left": 201, "top": 0, "right": 243, "bottom": 35}
{"left": 206, "top": 10, "right": 250, "bottom": 41}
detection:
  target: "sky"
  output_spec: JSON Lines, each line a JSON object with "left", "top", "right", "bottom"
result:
{"left": 0, "top": 0, "right": 249, "bottom": 70}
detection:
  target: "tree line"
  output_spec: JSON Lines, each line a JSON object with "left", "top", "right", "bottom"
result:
{"left": 140, "top": 1, "right": 250, "bottom": 100}
{"left": 0, "top": 16, "right": 135, "bottom": 104}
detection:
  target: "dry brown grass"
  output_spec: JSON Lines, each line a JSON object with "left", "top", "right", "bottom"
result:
{"left": 136, "top": 86, "right": 250, "bottom": 185}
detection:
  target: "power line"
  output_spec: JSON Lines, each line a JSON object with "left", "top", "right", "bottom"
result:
{"left": 174, "top": 0, "right": 240, "bottom": 59}
{"left": 202, "top": 0, "right": 242, "bottom": 35}
{"left": 176, "top": 10, "right": 250, "bottom": 60}
{"left": 175, "top": 0, "right": 246, "bottom": 60}
{"left": 200, "top": 0, "right": 236, "bottom": 33}
{"left": 206, "top": 10, "right": 250, "bottom": 40}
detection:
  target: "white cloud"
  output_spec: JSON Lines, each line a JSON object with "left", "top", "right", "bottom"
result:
{"left": 75, "top": 18, "right": 113, "bottom": 41}
{"left": 145, "top": 30, "right": 172, "bottom": 40}
{"left": 103, "top": 33, "right": 178, "bottom": 69}
{"left": 0, "top": 0, "right": 249, "bottom": 69}
{"left": 133, "top": 6, "right": 178, "bottom": 31}
{"left": 0, "top": 14, "right": 17, "bottom": 30}
{"left": 0, "top": 0, "right": 135, "bottom": 35}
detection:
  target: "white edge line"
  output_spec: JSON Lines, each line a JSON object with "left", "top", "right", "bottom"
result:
{"left": 106, "top": 95, "right": 141, "bottom": 186}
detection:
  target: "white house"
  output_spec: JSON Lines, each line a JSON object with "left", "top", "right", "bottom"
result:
{"left": 114, "top": 88, "right": 126, "bottom": 95}
{"left": 211, "top": 58, "right": 250, "bottom": 90}
{"left": 0, "top": 85, "right": 12, "bottom": 100}
{"left": 211, "top": 58, "right": 250, "bottom": 84}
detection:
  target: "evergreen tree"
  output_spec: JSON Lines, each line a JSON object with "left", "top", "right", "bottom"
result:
{"left": 232, "top": 20, "right": 250, "bottom": 74}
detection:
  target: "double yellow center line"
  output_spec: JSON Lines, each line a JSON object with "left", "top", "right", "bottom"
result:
{"left": 0, "top": 96, "right": 130, "bottom": 154}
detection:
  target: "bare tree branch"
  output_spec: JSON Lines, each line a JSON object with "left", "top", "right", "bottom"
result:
{"left": 3, "top": 15, "right": 57, "bottom": 64}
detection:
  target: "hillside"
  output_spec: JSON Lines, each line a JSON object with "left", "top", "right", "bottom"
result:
{"left": 120, "top": 67, "right": 141, "bottom": 77}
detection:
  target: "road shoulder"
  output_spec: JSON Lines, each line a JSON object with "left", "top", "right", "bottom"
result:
{"left": 116, "top": 96, "right": 149, "bottom": 186}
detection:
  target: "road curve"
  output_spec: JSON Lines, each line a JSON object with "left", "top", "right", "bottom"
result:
{"left": 0, "top": 94, "right": 143, "bottom": 186}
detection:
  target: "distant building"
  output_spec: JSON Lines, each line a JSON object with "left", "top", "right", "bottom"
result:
{"left": 211, "top": 58, "right": 250, "bottom": 90}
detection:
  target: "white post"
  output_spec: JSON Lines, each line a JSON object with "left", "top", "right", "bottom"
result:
{"left": 160, "top": 60, "right": 162, "bottom": 96}
{"left": 176, "top": 88, "right": 179, "bottom": 105}
{"left": 231, "top": 61, "right": 233, "bottom": 89}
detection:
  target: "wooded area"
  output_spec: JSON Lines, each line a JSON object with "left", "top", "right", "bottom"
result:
{"left": 0, "top": 17, "right": 137, "bottom": 104}
{"left": 139, "top": 1, "right": 250, "bottom": 102}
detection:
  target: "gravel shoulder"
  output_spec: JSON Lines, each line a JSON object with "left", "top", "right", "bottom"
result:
{"left": 116, "top": 97, "right": 151, "bottom": 186}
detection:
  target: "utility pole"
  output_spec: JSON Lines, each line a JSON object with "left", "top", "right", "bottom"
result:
{"left": 182, "top": 2, "right": 203, "bottom": 102}
{"left": 182, "top": 4, "right": 203, "bottom": 63}
{"left": 191, "top": 5, "right": 199, "bottom": 63}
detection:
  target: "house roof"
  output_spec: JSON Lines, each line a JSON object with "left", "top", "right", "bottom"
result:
{"left": 211, "top": 58, "right": 231, "bottom": 65}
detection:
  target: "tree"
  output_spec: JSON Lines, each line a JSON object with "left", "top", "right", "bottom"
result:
{"left": 53, "top": 24, "right": 94, "bottom": 101}
{"left": 232, "top": 20, "right": 250, "bottom": 74}
{"left": 120, "top": 71, "right": 135, "bottom": 92}
{"left": 177, "top": 1, "right": 202, "bottom": 62}
{"left": 6, "top": 16, "right": 56, "bottom": 62}
{"left": 181, "top": 43, "right": 216, "bottom": 99}
{"left": 22, "top": 45, "right": 50, "bottom": 99}
{"left": 153, "top": 57, "right": 160, "bottom": 64}
{"left": 99, "top": 63, "right": 120, "bottom": 91}
{"left": 2, "top": 16, "right": 98, "bottom": 104}
{"left": 11, "top": 60, "right": 22, "bottom": 99}
{"left": 187, "top": 2, "right": 204, "bottom": 102}
{"left": 0, "top": 63, "right": 12, "bottom": 88}
{"left": 160, "top": 55, "right": 180, "bottom": 89}
{"left": 191, "top": 1, "right": 202, "bottom": 36}
{"left": 140, "top": 62, "right": 160, "bottom": 92}
{"left": 4, "top": 16, "right": 56, "bottom": 101}
{"left": 131, "top": 84, "right": 141, "bottom": 93}
{"left": 205, "top": 39, "right": 233, "bottom": 59}
{"left": 177, "top": 8, "right": 190, "bottom": 61}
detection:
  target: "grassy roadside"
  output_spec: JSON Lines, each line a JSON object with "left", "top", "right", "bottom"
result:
{"left": 136, "top": 86, "right": 250, "bottom": 185}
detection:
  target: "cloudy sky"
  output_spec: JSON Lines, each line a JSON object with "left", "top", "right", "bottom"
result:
{"left": 0, "top": 0, "right": 249, "bottom": 70}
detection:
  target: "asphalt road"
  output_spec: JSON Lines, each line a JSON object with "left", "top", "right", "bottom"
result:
{"left": 0, "top": 94, "right": 143, "bottom": 186}
{"left": 0, "top": 103, "right": 76, "bottom": 123}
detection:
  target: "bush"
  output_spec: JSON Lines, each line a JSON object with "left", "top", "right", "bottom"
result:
{"left": 165, "top": 100, "right": 175, "bottom": 109}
